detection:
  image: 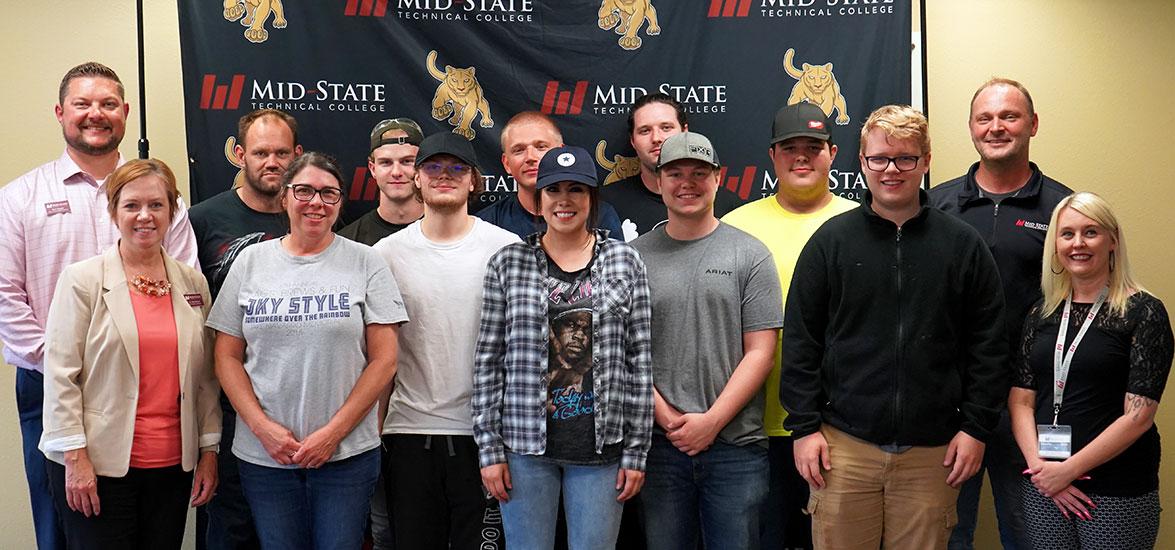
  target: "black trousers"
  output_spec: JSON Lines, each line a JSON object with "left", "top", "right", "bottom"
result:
{"left": 47, "top": 459, "right": 192, "bottom": 550}
{"left": 384, "top": 434, "right": 503, "bottom": 549}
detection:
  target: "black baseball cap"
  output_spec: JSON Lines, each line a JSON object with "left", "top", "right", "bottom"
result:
{"left": 415, "top": 132, "right": 478, "bottom": 169}
{"left": 536, "top": 146, "right": 597, "bottom": 190}
{"left": 771, "top": 103, "right": 831, "bottom": 145}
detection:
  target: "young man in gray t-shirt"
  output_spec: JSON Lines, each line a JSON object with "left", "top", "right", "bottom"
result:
{"left": 632, "top": 132, "right": 783, "bottom": 549}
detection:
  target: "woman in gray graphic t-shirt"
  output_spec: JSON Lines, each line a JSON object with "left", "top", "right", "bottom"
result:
{"left": 207, "top": 152, "right": 408, "bottom": 549}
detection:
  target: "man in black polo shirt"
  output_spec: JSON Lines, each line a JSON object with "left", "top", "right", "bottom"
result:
{"left": 929, "top": 77, "right": 1072, "bottom": 550}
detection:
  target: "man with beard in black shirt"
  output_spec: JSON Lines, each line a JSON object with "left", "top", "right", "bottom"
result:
{"left": 189, "top": 108, "right": 301, "bottom": 550}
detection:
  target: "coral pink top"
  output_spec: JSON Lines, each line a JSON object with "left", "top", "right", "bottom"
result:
{"left": 128, "top": 290, "right": 182, "bottom": 468}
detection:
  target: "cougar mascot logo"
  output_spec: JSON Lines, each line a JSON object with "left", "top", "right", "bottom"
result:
{"left": 595, "top": 140, "right": 639, "bottom": 186}
{"left": 598, "top": 0, "right": 661, "bottom": 51}
{"left": 224, "top": 137, "right": 247, "bottom": 189}
{"left": 783, "top": 48, "right": 850, "bottom": 125}
{"left": 426, "top": 50, "right": 494, "bottom": 141}
{"left": 223, "top": 0, "right": 286, "bottom": 44}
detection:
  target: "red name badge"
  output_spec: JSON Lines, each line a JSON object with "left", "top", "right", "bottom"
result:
{"left": 44, "top": 200, "right": 71, "bottom": 216}
{"left": 184, "top": 293, "right": 205, "bottom": 307}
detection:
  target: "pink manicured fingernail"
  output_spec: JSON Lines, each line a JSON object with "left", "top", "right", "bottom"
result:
{"left": 1022, "top": 469, "right": 1032, "bottom": 475}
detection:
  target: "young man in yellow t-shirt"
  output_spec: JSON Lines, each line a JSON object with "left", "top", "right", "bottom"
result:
{"left": 722, "top": 102, "right": 856, "bottom": 550}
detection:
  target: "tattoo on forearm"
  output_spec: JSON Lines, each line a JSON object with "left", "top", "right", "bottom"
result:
{"left": 1126, "top": 393, "right": 1158, "bottom": 421}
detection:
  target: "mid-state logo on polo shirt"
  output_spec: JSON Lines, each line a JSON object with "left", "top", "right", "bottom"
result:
{"left": 1016, "top": 219, "right": 1049, "bottom": 232}
{"left": 540, "top": 80, "right": 728, "bottom": 116}
{"left": 222, "top": 0, "right": 288, "bottom": 43}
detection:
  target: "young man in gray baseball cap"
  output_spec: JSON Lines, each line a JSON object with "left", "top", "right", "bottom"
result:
{"left": 632, "top": 131, "right": 783, "bottom": 549}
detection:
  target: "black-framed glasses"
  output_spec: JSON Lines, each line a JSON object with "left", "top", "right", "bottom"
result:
{"left": 419, "top": 161, "right": 471, "bottom": 178}
{"left": 285, "top": 183, "right": 343, "bottom": 204}
{"left": 863, "top": 155, "right": 921, "bottom": 172}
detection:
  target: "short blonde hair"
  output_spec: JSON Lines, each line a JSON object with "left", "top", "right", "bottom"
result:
{"left": 105, "top": 159, "right": 180, "bottom": 220}
{"left": 1040, "top": 192, "right": 1143, "bottom": 318}
{"left": 859, "top": 105, "right": 930, "bottom": 155}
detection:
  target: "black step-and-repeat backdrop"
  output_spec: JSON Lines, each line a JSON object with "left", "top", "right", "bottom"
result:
{"left": 180, "top": 0, "right": 911, "bottom": 221}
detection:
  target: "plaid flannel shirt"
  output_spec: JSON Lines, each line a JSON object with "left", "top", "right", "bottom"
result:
{"left": 472, "top": 230, "right": 654, "bottom": 471}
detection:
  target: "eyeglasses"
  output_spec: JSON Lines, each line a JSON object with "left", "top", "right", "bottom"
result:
{"left": 419, "top": 161, "right": 471, "bottom": 178}
{"left": 863, "top": 155, "right": 921, "bottom": 172}
{"left": 285, "top": 183, "right": 343, "bottom": 204}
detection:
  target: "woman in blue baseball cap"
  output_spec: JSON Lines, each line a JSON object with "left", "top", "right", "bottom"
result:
{"left": 472, "top": 145, "right": 654, "bottom": 549}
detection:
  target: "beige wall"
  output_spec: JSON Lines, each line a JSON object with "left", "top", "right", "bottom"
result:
{"left": 924, "top": 1, "right": 1175, "bottom": 548}
{"left": 1, "top": 0, "right": 1172, "bottom": 547}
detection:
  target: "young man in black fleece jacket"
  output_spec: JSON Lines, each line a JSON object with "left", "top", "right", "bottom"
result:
{"left": 929, "top": 78, "right": 1072, "bottom": 550}
{"left": 781, "top": 105, "right": 1008, "bottom": 550}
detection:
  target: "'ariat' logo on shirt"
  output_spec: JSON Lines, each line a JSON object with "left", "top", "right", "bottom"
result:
{"left": 705, "top": 268, "right": 732, "bottom": 276}
{"left": 1015, "top": 219, "right": 1049, "bottom": 231}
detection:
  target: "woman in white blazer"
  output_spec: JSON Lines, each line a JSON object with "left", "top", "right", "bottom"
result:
{"left": 40, "top": 159, "right": 220, "bottom": 550}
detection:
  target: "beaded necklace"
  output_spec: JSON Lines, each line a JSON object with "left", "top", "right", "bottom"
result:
{"left": 131, "top": 274, "right": 172, "bottom": 297}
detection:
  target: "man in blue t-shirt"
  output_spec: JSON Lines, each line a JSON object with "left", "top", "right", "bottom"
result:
{"left": 476, "top": 111, "right": 624, "bottom": 239}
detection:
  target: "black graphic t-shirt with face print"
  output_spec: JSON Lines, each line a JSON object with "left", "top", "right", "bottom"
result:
{"left": 542, "top": 256, "right": 620, "bottom": 464}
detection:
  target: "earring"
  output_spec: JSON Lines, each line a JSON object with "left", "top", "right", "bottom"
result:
{"left": 1110, "top": 250, "right": 1116, "bottom": 273}
{"left": 1051, "top": 264, "right": 1064, "bottom": 275}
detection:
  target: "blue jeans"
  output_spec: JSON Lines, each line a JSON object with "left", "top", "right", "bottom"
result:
{"left": 239, "top": 448, "right": 380, "bottom": 550}
{"left": 949, "top": 410, "right": 1026, "bottom": 550}
{"left": 641, "top": 435, "right": 768, "bottom": 550}
{"left": 500, "top": 452, "right": 623, "bottom": 550}
{"left": 17, "top": 368, "right": 65, "bottom": 550}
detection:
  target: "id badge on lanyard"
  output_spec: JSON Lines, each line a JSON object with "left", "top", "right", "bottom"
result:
{"left": 1038, "top": 288, "right": 1107, "bottom": 460}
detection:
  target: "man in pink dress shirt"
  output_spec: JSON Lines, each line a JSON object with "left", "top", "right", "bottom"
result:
{"left": 0, "top": 61, "right": 198, "bottom": 549}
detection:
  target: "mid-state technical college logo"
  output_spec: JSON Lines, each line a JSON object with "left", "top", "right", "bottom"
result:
{"left": 1016, "top": 219, "right": 1049, "bottom": 232}
{"left": 222, "top": 0, "right": 287, "bottom": 43}
{"left": 427, "top": 50, "right": 494, "bottom": 140}
{"left": 707, "top": 0, "right": 753, "bottom": 17}
{"left": 201, "top": 74, "right": 246, "bottom": 110}
{"left": 597, "top": 0, "right": 661, "bottom": 50}
{"left": 595, "top": 141, "right": 639, "bottom": 186}
{"left": 711, "top": 0, "right": 897, "bottom": 19}
{"left": 199, "top": 73, "right": 388, "bottom": 113}
{"left": 541, "top": 80, "right": 727, "bottom": 116}
{"left": 783, "top": 48, "right": 850, "bottom": 125}
{"left": 368, "top": 0, "right": 535, "bottom": 22}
